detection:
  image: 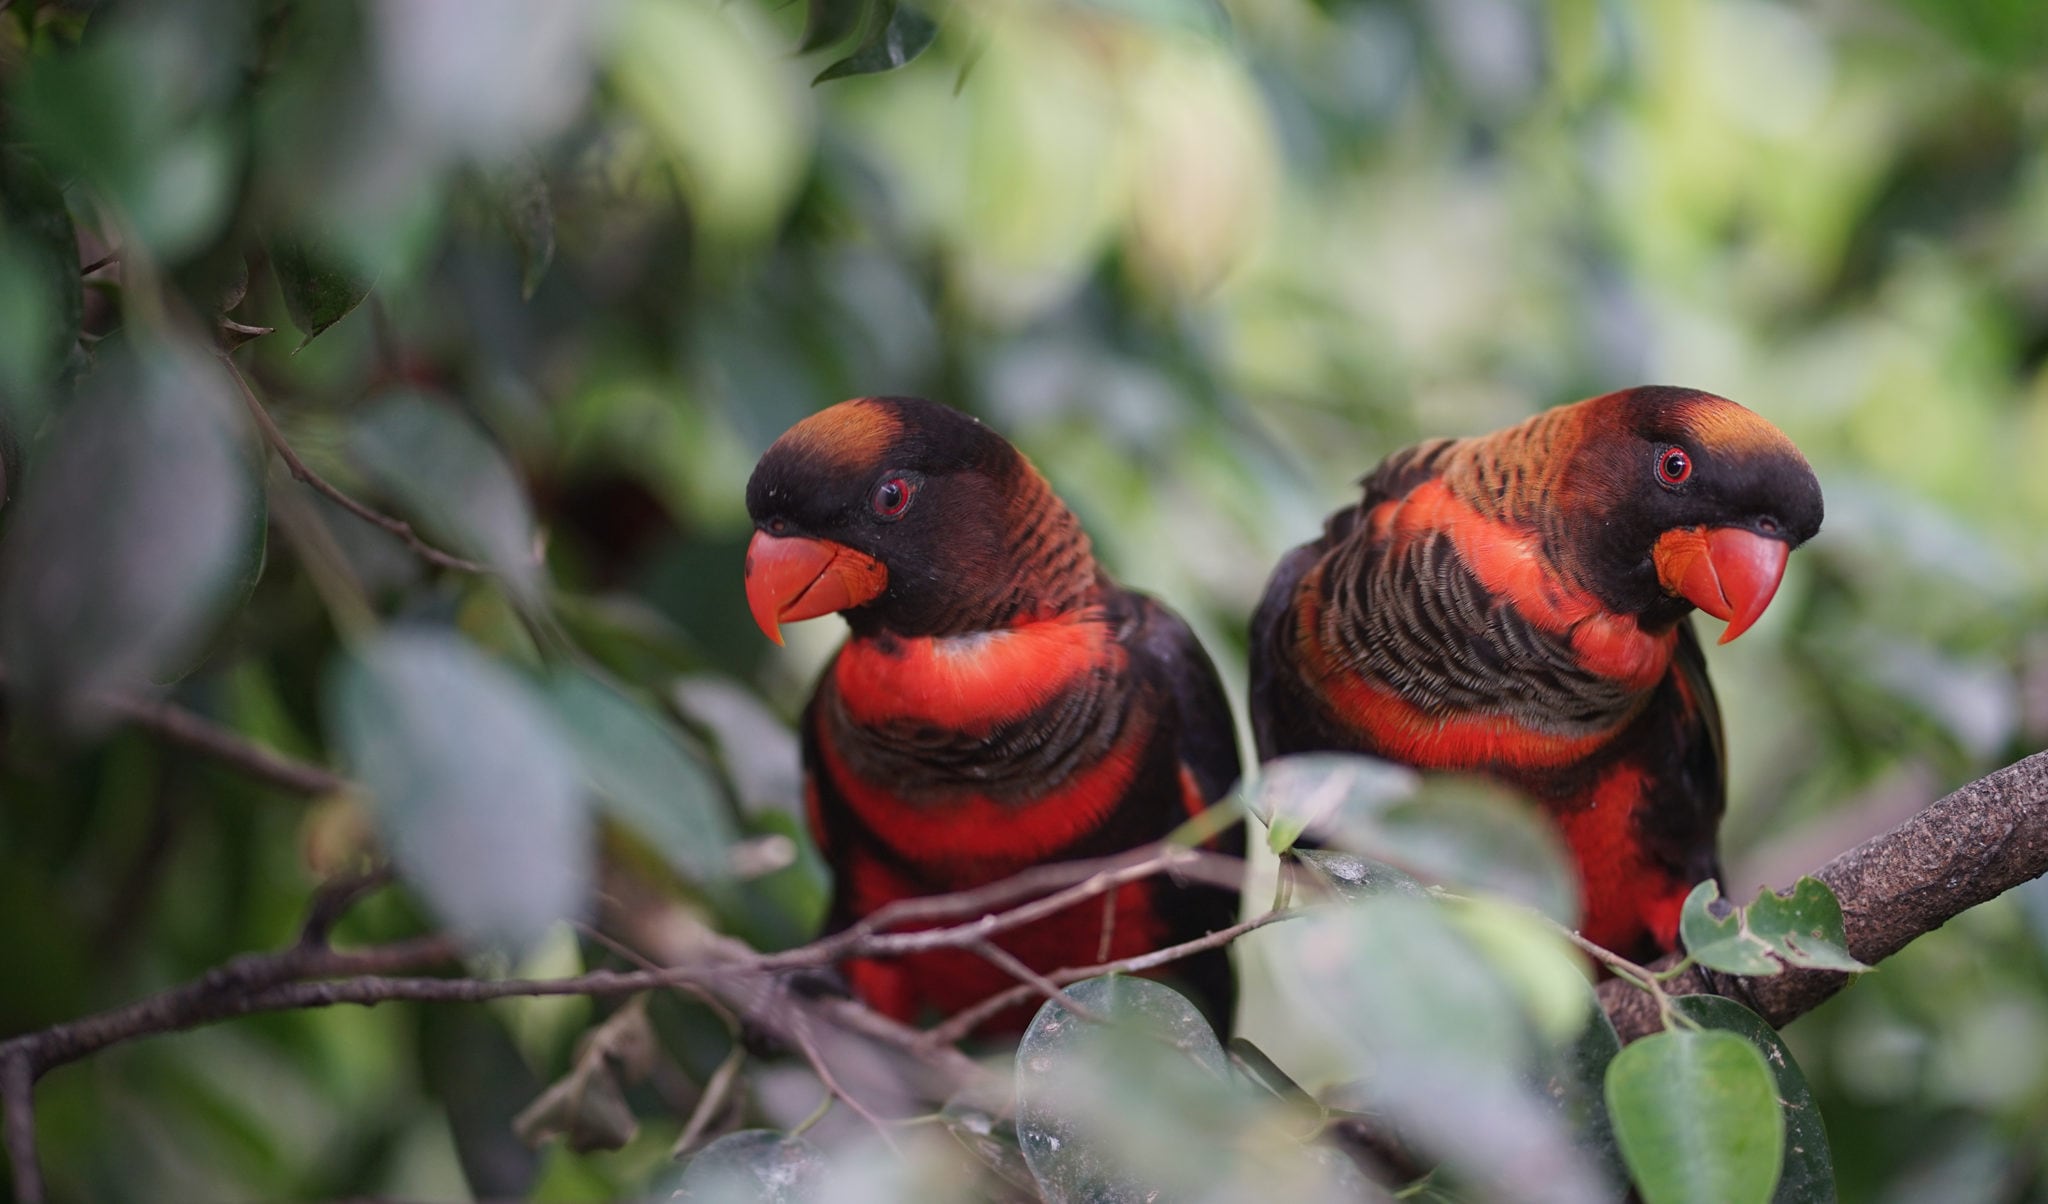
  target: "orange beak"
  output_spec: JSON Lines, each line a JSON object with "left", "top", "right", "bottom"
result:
{"left": 743, "top": 530, "right": 888, "bottom": 645}
{"left": 1652, "top": 526, "right": 1791, "bottom": 644}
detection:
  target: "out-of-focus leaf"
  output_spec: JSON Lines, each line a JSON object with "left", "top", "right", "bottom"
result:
{"left": 546, "top": 670, "right": 738, "bottom": 884}
{"left": 1680, "top": 880, "right": 1869, "bottom": 978}
{"left": 611, "top": 0, "right": 810, "bottom": 241}
{"left": 0, "top": 149, "right": 82, "bottom": 408}
{"left": 270, "top": 233, "right": 373, "bottom": 350}
{"left": 799, "top": 0, "right": 870, "bottom": 52}
{"left": 492, "top": 156, "right": 556, "bottom": 300}
{"left": 13, "top": 5, "right": 240, "bottom": 259}
{"left": 0, "top": 342, "right": 253, "bottom": 732}
{"left": 420, "top": 1006, "right": 544, "bottom": 1200}
{"left": 1015, "top": 975, "right": 1363, "bottom": 1203}
{"left": 372, "top": 0, "right": 598, "bottom": 159}
{"left": 514, "top": 997, "right": 658, "bottom": 1153}
{"left": 1257, "top": 754, "right": 1579, "bottom": 925}
{"left": 1606, "top": 1028, "right": 1785, "bottom": 1204}
{"left": 1073, "top": 0, "right": 1231, "bottom": 41}
{"left": 349, "top": 391, "right": 539, "bottom": 593}
{"left": 1443, "top": 896, "right": 1591, "bottom": 1046}
{"left": 672, "top": 1129, "right": 828, "bottom": 1202}
{"left": 1674, "top": 996, "right": 1838, "bottom": 1204}
{"left": 327, "top": 625, "right": 588, "bottom": 951}
{"left": 1270, "top": 899, "right": 1610, "bottom": 1203}
{"left": 1256, "top": 752, "right": 1417, "bottom": 854}
{"left": 815, "top": 2, "right": 938, "bottom": 83}
{"left": 1888, "top": 0, "right": 2048, "bottom": 69}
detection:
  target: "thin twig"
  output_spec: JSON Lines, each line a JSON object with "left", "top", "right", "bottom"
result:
{"left": 101, "top": 691, "right": 349, "bottom": 797}
{"left": 217, "top": 350, "right": 491, "bottom": 574}
{"left": 784, "top": 1010, "right": 902, "bottom": 1154}
{"left": 673, "top": 1044, "right": 747, "bottom": 1158}
{"left": 968, "top": 940, "right": 1102, "bottom": 1025}
{"left": 923, "top": 908, "right": 1293, "bottom": 1048}
{"left": 78, "top": 249, "right": 119, "bottom": 276}
{"left": 2, "top": 1052, "right": 40, "bottom": 1204}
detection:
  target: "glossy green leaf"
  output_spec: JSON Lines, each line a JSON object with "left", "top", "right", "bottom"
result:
{"left": 327, "top": 626, "right": 588, "bottom": 951}
{"left": 815, "top": 2, "right": 938, "bottom": 83}
{"left": 349, "top": 391, "right": 539, "bottom": 593}
{"left": 269, "top": 233, "right": 373, "bottom": 350}
{"left": 545, "top": 670, "right": 738, "bottom": 884}
{"left": 1606, "top": 1029, "right": 1785, "bottom": 1204}
{"left": 674, "top": 1129, "right": 828, "bottom": 1202}
{"left": 1674, "top": 996, "right": 1838, "bottom": 1204}
{"left": 0, "top": 342, "right": 254, "bottom": 732}
{"left": 1680, "top": 880, "right": 1869, "bottom": 978}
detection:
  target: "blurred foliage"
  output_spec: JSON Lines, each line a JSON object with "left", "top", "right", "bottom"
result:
{"left": 3, "top": 0, "right": 2047, "bottom": 1200}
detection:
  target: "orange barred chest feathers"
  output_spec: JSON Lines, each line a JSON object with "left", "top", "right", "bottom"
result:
{"left": 816, "top": 608, "right": 1155, "bottom": 880}
{"left": 830, "top": 609, "right": 1121, "bottom": 734}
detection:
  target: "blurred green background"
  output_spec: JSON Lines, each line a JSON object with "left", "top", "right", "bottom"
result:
{"left": 2, "top": 0, "right": 2046, "bottom": 1199}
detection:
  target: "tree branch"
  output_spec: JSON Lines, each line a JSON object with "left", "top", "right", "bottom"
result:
{"left": 217, "top": 350, "right": 492, "bottom": 575}
{"left": 1601, "top": 749, "right": 2048, "bottom": 1038}
{"left": 100, "top": 691, "right": 349, "bottom": 797}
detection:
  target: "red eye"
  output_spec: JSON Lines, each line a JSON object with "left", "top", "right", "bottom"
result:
{"left": 871, "top": 477, "right": 913, "bottom": 518}
{"left": 1657, "top": 447, "right": 1692, "bottom": 487}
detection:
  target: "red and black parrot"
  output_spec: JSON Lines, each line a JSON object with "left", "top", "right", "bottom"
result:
{"left": 743, "top": 397, "right": 1243, "bottom": 1033}
{"left": 1250, "top": 387, "right": 1823, "bottom": 960}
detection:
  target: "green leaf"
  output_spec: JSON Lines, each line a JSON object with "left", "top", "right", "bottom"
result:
{"left": 1673, "top": 996, "right": 1838, "bottom": 1204}
{"left": 1270, "top": 899, "right": 1608, "bottom": 1203}
{"left": 799, "top": 0, "right": 871, "bottom": 52}
{"left": 349, "top": 391, "right": 540, "bottom": 593}
{"left": 327, "top": 626, "right": 588, "bottom": 951}
{"left": 0, "top": 149, "right": 83, "bottom": 407}
{"left": 1605, "top": 1029, "right": 1785, "bottom": 1204}
{"left": 545, "top": 671, "right": 738, "bottom": 885}
{"left": 1679, "top": 879, "right": 1870, "bottom": 978}
{"left": 1745, "top": 878, "right": 1868, "bottom": 974}
{"left": 269, "top": 233, "right": 373, "bottom": 350}
{"left": 674, "top": 1130, "right": 828, "bottom": 1202}
{"left": 0, "top": 342, "right": 254, "bottom": 732}
{"left": 815, "top": 2, "right": 938, "bottom": 83}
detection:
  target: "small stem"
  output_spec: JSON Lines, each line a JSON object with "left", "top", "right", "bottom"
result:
{"left": 788, "top": 1091, "right": 834, "bottom": 1137}
{"left": 218, "top": 350, "right": 492, "bottom": 575}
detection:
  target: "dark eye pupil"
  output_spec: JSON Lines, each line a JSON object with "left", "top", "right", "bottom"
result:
{"left": 1662, "top": 451, "right": 1688, "bottom": 480}
{"left": 877, "top": 482, "right": 904, "bottom": 512}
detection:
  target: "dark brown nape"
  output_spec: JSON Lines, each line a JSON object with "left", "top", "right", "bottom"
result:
{"left": 990, "top": 456, "right": 1106, "bottom": 621}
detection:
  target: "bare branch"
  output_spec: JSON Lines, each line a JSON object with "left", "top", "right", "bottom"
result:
{"left": 100, "top": 691, "right": 349, "bottom": 797}
{"left": 1602, "top": 749, "right": 2048, "bottom": 1039}
{"left": 923, "top": 908, "right": 1293, "bottom": 1048}
{"left": 2, "top": 1052, "right": 39, "bottom": 1204}
{"left": 217, "top": 350, "right": 492, "bottom": 575}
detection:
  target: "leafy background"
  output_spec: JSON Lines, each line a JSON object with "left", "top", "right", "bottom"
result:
{"left": 2, "top": 0, "right": 2047, "bottom": 1200}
